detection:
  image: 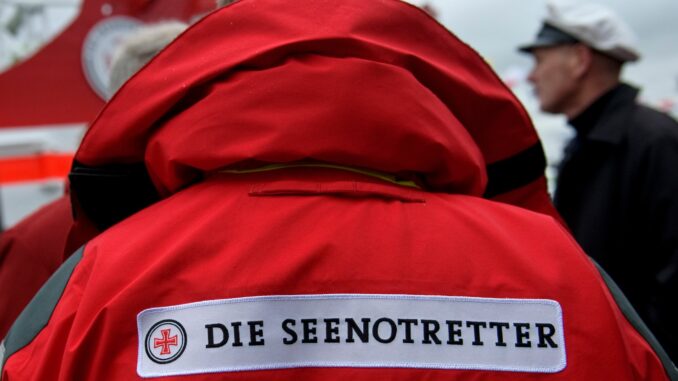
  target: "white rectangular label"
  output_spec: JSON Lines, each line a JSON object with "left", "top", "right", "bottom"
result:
{"left": 137, "top": 294, "right": 566, "bottom": 378}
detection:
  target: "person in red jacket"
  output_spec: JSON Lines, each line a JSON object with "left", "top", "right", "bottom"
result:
{"left": 0, "top": 195, "right": 96, "bottom": 338}
{"left": 1, "top": 0, "right": 675, "bottom": 379}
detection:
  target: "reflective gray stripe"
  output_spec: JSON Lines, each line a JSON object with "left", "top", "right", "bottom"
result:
{"left": 592, "top": 260, "right": 678, "bottom": 380}
{"left": 0, "top": 339, "right": 5, "bottom": 373}
{"left": 0, "top": 246, "right": 85, "bottom": 370}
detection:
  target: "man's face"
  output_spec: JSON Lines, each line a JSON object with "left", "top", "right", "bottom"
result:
{"left": 527, "top": 45, "right": 580, "bottom": 115}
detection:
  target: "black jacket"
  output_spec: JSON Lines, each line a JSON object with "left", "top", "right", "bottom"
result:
{"left": 555, "top": 83, "right": 678, "bottom": 360}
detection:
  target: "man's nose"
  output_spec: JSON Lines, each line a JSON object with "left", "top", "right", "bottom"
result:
{"left": 526, "top": 66, "right": 538, "bottom": 84}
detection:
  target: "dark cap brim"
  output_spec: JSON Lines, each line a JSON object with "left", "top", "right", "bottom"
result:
{"left": 518, "top": 23, "right": 580, "bottom": 54}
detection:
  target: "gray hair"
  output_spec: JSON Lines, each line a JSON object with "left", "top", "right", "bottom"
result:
{"left": 216, "top": 0, "right": 238, "bottom": 8}
{"left": 108, "top": 21, "right": 188, "bottom": 97}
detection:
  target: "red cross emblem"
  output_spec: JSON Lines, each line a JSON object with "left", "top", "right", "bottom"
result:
{"left": 145, "top": 320, "right": 187, "bottom": 364}
{"left": 154, "top": 328, "right": 178, "bottom": 355}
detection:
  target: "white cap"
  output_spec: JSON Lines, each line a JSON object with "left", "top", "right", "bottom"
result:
{"left": 520, "top": 0, "right": 641, "bottom": 62}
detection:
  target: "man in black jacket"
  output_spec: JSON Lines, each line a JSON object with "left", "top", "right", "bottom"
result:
{"left": 519, "top": 1, "right": 678, "bottom": 360}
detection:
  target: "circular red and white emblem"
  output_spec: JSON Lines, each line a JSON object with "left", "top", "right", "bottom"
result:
{"left": 145, "top": 319, "right": 187, "bottom": 364}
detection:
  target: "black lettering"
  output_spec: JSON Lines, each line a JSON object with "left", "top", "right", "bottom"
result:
{"left": 536, "top": 323, "right": 558, "bottom": 348}
{"left": 514, "top": 323, "right": 531, "bottom": 347}
{"left": 397, "top": 319, "right": 418, "bottom": 344}
{"left": 346, "top": 318, "right": 370, "bottom": 343}
{"left": 489, "top": 322, "right": 510, "bottom": 347}
{"left": 205, "top": 323, "right": 229, "bottom": 348}
{"left": 231, "top": 321, "right": 244, "bottom": 347}
{"left": 421, "top": 320, "right": 442, "bottom": 344}
{"left": 466, "top": 321, "right": 487, "bottom": 346}
{"left": 446, "top": 320, "right": 463, "bottom": 345}
{"left": 248, "top": 321, "right": 265, "bottom": 346}
{"left": 373, "top": 318, "right": 397, "bottom": 344}
{"left": 282, "top": 319, "right": 297, "bottom": 345}
{"left": 301, "top": 319, "right": 318, "bottom": 343}
{"left": 324, "top": 318, "right": 341, "bottom": 343}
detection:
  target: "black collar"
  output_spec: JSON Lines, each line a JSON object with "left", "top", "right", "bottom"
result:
{"left": 568, "top": 83, "right": 639, "bottom": 145}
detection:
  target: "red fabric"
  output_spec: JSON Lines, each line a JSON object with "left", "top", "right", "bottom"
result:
{"left": 0, "top": 0, "right": 213, "bottom": 128}
{"left": 2, "top": 0, "right": 668, "bottom": 379}
{"left": 2, "top": 170, "right": 669, "bottom": 380}
{"left": 0, "top": 196, "right": 97, "bottom": 338}
{"left": 76, "top": 0, "right": 541, "bottom": 199}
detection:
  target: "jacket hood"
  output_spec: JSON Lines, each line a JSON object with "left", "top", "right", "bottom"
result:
{"left": 72, "top": 0, "right": 550, "bottom": 227}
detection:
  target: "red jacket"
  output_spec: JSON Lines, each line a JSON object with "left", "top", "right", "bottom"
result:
{"left": 1, "top": 0, "right": 674, "bottom": 379}
{"left": 0, "top": 195, "right": 97, "bottom": 338}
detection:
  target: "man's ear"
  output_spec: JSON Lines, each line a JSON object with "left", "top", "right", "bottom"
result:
{"left": 570, "top": 43, "right": 593, "bottom": 79}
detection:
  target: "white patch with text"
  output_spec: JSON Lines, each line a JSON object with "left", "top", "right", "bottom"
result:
{"left": 137, "top": 294, "right": 566, "bottom": 377}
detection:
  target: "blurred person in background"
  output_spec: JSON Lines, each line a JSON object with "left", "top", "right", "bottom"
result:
{"left": 0, "top": 191, "right": 96, "bottom": 339}
{"left": 0, "top": 20, "right": 186, "bottom": 341}
{"left": 1, "top": 1, "right": 675, "bottom": 380}
{"left": 108, "top": 21, "right": 188, "bottom": 96}
{"left": 216, "top": 0, "right": 237, "bottom": 7}
{"left": 519, "top": 0, "right": 678, "bottom": 361}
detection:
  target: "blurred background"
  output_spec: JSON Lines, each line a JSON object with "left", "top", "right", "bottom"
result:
{"left": 411, "top": 0, "right": 678, "bottom": 192}
{"left": 1, "top": 0, "right": 677, "bottom": 229}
